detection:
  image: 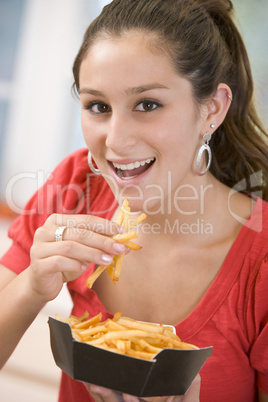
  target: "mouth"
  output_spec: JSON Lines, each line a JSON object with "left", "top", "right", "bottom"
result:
{"left": 109, "top": 157, "right": 156, "bottom": 180}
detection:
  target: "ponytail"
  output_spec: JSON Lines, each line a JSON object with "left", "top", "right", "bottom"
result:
{"left": 72, "top": 0, "right": 268, "bottom": 199}
{"left": 198, "top": 0, "right": 268, "bottom": 199}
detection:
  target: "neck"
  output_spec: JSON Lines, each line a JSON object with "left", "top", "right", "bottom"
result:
{"left": 138, "top": 174, "right": 228, "bottom": 246}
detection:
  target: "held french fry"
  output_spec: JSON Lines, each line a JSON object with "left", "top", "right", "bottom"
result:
{"left": 86, "top": 198, "right": 146, "bottom": 289}
{"left": 56, "top": 311, "right": 199, "bottom": 361}
{"left": 123, "top": 240, "right": 142, "bottom": 251}
{"left": 112, "top": 230, "right": 138, "bottom": 242}
{"left": 86, "top": 265, "right": 107, "bottom": 289}
{"left": 129, "top": 213, "right": 147, "bottom": 229}
{"left": 113, "top": 254, "right": 125, "bottom": 282}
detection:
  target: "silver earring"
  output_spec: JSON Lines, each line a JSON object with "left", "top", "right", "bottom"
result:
{"left": 196, "top": 133, "right": 212, "bottom": 176}
{"left": 88, "top": 152, "right": 101, "bottom": 175}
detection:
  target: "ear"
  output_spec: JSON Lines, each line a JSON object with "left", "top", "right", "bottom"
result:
{"left": 201, "top": 83, "right": 232, "bottom": 134}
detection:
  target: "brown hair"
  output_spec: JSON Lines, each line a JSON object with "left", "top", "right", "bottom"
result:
{"left": 73, "top": 0, "right": 268, "bottom": 200}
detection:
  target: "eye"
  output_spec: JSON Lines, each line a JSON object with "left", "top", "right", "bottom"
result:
{"left": 134, "top": 99, "right": 162, "bottom": 112}
{"left": 85, "top": 101, "right": 111, "bottom": 114}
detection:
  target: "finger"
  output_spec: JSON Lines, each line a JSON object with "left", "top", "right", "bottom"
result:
{"left": 122, "top": 394, "right": 140, "bottom": 402}
{"left": 46, "top": 213, "right": 123, "bottom": 236}
{"left": 31, "top": 255, "right": 83, "bottom": 276}
{"left": 32, "top": 232, "right": 128, "bottom": 266}
{"left": 29, "top": 256, "right": 83, "bottom": 301}
{"left": 53, "top": 227, "right": 128, "bottom": 255}
{"left": 84, "top": 384, "right": 124, "bottom": 402}
{"left": 34, "top": 242, "right": 115, "bottom": 268}
{"left": 170, "top": 375, "right": 200, "bottom": 402}
{"left": 35, "top": 223, "right": 128, "bottom": 255}
{"left": 85, "top": 385, "right": 105, "bottom": 402}
{"left": 33, "top": 229, "right": 127, "bottom": 257}
{"left": 181, "top": 374, "right": 200, "bottom": 401}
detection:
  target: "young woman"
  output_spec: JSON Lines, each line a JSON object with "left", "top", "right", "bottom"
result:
{"left": 0, "top": 1, "right": 267, "bottom": 401}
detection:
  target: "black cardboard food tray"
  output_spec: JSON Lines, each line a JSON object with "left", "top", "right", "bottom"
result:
{"left": 48, "top": 317, "right": 212, "bottom": 397}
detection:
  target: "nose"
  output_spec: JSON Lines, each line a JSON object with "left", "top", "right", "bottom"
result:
{"left": 105, "top": 112, "right": 138, "bottom": 154}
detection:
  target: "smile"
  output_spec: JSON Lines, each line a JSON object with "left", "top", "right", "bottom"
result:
{"left": 110, "top": 157, "right": 155, "bottom": 180}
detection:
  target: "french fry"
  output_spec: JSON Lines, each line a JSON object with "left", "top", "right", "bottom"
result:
{"left": 113, "top": 311, "right": 123, "bottom": 321}
{"left": 72, "top": 311, "right": 90, "bottom": 322}
{"left": 112, "top": 230, "right": 138, "bottom": 242}
{"left": 56, "top": 311, "right": 198, "bottom": 361}
{"left": 123, "top": 240, "right": 142, "bottom": 251}
{"left": 126, "top": 349, "right": 156, "bottom": 360}
{"left": 155, "top": 333, "right": 199, "bottom": 350}
{"left": 117, "top": 317, "right": 165, "bottom": 334}
{"left": 73, "top": 312, "right": 102, "bottom": 329}
{"left": 105, "top": 320, "right": 126, "bottom": 331}
{"left": 123, "top": 209, "right": 131, "bottom": 231}
{"left": 86, "top": 265, "right": 107, "bottom": 289}
{"left": 86, "top": 198, "right": 146, "bottom": 288}
{"left": 106, "top": 264, "right": 116, "bottom": 283}
{"left": 129, "top": 213, "right": 147, "bottom": 229}
{"left": 138, "top": 339, "right": 162, "bottom": 354}
{"left": 79, "top": 325, "right": 108, "bottom": 341}
{"left": 113, "top": 254, "right": 125, "bottom": 282}
{"left": 115, "top": 209, "right": 124, "bottom": 226}
{"left": 122, "top": 199, "right": 131, "bottom": 230}
{"left": 86, "top": 329, "right": 158, "bottom": 346}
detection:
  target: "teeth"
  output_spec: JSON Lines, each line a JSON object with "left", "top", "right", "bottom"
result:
{"left": 112, "top": 158, "right": 154, "bottom": 171}
{"left": 121, "top": 176, "right": 136, "bottom": 180}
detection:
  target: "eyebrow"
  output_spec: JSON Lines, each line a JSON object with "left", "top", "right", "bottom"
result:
{"left": 125, "top": 83, "right": 169, "bottom": 95}
{"left": 79, "top": 88, "right": 103, "bottom": 96}
{"left": 79, "top": 83, "right": 168, "bottom": 96}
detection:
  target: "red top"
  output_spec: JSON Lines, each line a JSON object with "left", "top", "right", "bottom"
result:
{"left": 1, "top": 148, "right": 268, "bottom": 402}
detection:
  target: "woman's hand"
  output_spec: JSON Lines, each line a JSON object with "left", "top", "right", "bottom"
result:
{"left": 84, "top": 375, "right": 201, "bottom": 402}
{"left": 28, "top": 213, "right": 127, "bottom": 302}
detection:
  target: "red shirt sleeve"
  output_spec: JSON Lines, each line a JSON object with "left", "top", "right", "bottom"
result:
{"left": 0, "top": 148, "right": 90, "bottom": 274}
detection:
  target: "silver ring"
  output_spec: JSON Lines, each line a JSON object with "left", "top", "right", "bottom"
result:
{"left": 55, "top": 226, "right": 67, "bottom": 242}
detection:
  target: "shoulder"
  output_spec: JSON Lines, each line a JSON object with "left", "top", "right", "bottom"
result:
{"left": 229, "top": 198, "right": 267, "bottom": 298}
{"left": 247, "top": 198, "right": 268, "bottom": 247}
{"left": 242, "top": 199, "right": 268, "bottom": 311}
{"left": 44, "top": 148, "right": 116, "bottom": 215}
{"left": 17, "top": 148, "right": 93, "bottom": 216}
{"left": 50, "top": 148, "right": 90, "bottom": 184}
{"left": 235, "top": 197, "right": 268, "bottom": 251}
{"left": 49, "top": 149, "right": 112, "bottom": 208}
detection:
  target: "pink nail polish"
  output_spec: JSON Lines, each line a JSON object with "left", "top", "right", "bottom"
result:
{"left": 101, "top": 254, "right": 113, "bottom": 264}
{"left": 81, "top": 263, "right": 88, "bottom": 271}
{"left": 112, "top": 243, "right": 126, "bottom": 253}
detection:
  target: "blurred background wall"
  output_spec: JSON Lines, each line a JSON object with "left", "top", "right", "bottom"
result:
{"left": 0, "top": 0, "right": 267, "bottom": 401}
{"left": 0, "top": 0, "right": 112, "bottom": 213}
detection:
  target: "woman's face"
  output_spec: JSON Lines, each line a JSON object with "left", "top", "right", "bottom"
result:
{"left": 79, "top": 32, "right": 208, "bottom": 213}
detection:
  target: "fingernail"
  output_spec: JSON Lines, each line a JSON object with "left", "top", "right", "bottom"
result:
{"left": 89, "top": 385, "right": 101, "bottom": 393}
{"left": 123, "top": 395, "right": 137, "bottom": 402}
{"left": 101, "top": 254, "right": 113, "bottom": 264}
{"left": 81, "top": 263, "right": 88, "bottom": 271}
{"left": 112, "top": 243, "right": 126, "bottom": 253}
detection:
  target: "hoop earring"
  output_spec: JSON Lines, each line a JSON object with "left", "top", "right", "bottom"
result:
{"left": 196, "top": 133, "right": 212, "bottom": 176}
{"left": 88, "top": 152, "right": 101, "bottom": 175}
